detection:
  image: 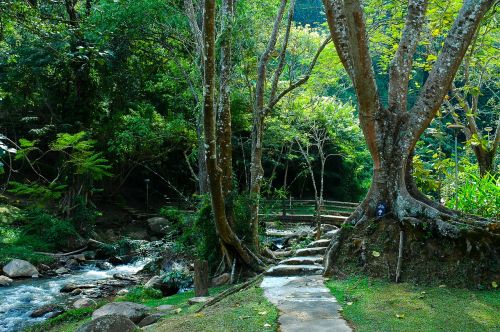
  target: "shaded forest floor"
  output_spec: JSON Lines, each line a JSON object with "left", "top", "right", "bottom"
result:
{"left": 326, "top": 276, "right": 500, "bottom": 332}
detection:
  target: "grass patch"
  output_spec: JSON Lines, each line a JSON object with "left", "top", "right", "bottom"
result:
{"left": 152, "top": 285, "right": 279, "bottom": 332}
{"left": 326, "top": 276, "right": 500, "bottom": 332}
{"left": 25, "top": 306, "right": 97, "bottom": 332}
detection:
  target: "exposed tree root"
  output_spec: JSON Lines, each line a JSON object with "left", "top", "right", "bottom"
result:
{"left": 324, "top": 205, "right": 499, "bottom": 287}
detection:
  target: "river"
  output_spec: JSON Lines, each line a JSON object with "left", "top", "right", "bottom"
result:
{"left": 0, "top": 259, "right": 148, "bottom": 332}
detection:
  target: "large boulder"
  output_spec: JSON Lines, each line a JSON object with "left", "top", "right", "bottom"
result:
{"left": 77, "top": 315, "right": 137, "bottom": 332}
{"left": 91, "top": 302, "right": 149, "bottom": 323}
{"left": 144, "top": 275, "right": 178, "bottom": 296}
{"left": 0, "top": 275, "right": 13, "bottom": 286}
{"left": 2, "top": 259, "right": 39, "bottom": 278}
{"left": 73, "top": 298, "right": 97, "bottom": 309}
{"left": 30, "top": 304, "right": 64, "bottom": 318}
{"left": 147, "top": 217, "right": 170, "bottom": 235}
{"left": 137, "top": 313, "right": 163, "bottom": 327}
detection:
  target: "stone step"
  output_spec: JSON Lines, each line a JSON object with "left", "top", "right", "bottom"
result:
{"left": 265, "top": 264, "right": 324, "bottom": 277}
{"left": 321, "top": 229, "right": 340, "bottom": 239}
{"left": 279, "top": 256, "right": 324, "bottom": 266}
{"left": 307, "top": 239, "right": 331, "bottom": 248}
{"left": 295, "top": 247, "right": 328, "bottom": 257}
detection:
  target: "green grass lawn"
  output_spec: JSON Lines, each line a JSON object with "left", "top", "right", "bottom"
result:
{"left": 28, "top": 283, "right": 278, "bottom": 332}
{"left": 148, "top": 285, "right": 279, "bottom": 332}
{"left": 326, "top": 276, "right": 500, "bottom": 332}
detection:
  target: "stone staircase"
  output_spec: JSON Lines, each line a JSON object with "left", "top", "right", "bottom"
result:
{"left": 261, "top": 228, "right": 352, "bottom": 332}
{"left": 265, "top": 230, "right": 337, "bottom": 277}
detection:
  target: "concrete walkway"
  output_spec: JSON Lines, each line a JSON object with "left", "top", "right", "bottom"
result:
{"left": 261, "top": 233, "right": 352, "bottom": 332}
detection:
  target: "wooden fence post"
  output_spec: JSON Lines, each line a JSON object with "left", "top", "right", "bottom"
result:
{"left": 194, "top": 259, "right": 209, "bottom": 297}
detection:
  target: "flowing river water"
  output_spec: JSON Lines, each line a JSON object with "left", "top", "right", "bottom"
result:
{"left": 0, "top": 259, "right": 149, "bottom": 332}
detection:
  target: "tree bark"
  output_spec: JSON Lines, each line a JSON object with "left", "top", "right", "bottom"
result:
{"left": 194, "top": 260, "right": 209, "bottom": 297}
{"left": 217, "top": 0, "right": 235, "bottom": 227}
{"left": 202, "top": 0, "right": 263, "bottom": 272}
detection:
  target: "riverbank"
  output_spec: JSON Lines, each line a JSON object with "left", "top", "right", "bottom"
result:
{"left": 26, "top": 283, "right": 278, "bottom": 332}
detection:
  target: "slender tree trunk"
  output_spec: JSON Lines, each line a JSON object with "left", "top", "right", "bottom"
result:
{"left": 218, "top": 0, "right": 235, "bottom": 227}
{"left": 202, "top": 0, "right": 263, "bottom": 272}
{"left": 474, "top": 146, "right": 495, "bottom": 177}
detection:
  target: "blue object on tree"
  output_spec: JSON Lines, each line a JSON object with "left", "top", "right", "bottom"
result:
{"left": 376, "top": 203, "right": 387, "bottom": 217}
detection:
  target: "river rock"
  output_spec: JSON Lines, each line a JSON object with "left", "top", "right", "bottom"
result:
{"left": 91, "top": 302, "right": 149, "bottom": 323}
{"left": 117, "top": 289, "right": 129, "bottom": 296}
{"left": 188, "top": 296, "right": 213, "bottom": 305}
{"left": 83, "top": 251, "right": 96, "bottom": 260}
{"left": 77, "top": 315, "right": 137, "bottom": 332}
{"left": 0, "top": 275, "right": 13, "bottom": 286}
{"left": 2, "top": 259, "right": 39, "bottom": 278}
{"left": 138, "top": 313, "right": 163, "bottom": 327}
{"left": 144, "top": 275, "right": 178, "bottom": 296}
{"left": 147, "top": 217, "right": 170, "bottom": 235}
{"left": 109, "top": 255, "right": 132, "bottom": 265}
{"left": 55, "top": 267, "right": 70, "bottom": 274}
{"left": 73, "top": 254, "right": 86, "bottom": 262}
{"left": 65, "top": 258, "right": 79, "bottom": 269}
{"left": 155, "top": 304, "right": 174, "bottom": 312}
{"left": 113, "top": 273, "right": 138, "bottom": 282}
{"left": 61, "top": 283, "right": 96, "bottom": 293}
{"left": 211, "top": 273, "right": 230, "bottom": 286}
{"left": 96, "top": 261, "right": 113, "bottom": 270}
{"left": 73, "top": 298, "right": 97, "bottom": 309}
{"left": 30, "top": 304, "right": 64, "bottom": 318}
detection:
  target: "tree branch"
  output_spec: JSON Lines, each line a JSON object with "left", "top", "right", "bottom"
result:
{"left": 388, "top": 0, "right": 428, "bottom": 111}
{"left": 409, "top": 0, "right": 495, "bottom": 139}
{"left": 254, "top": 0, "right": 288, "bottom": 113}
{"left": 269, "top": 0, "right": 296, "bottom": 103}
{"left": 321, "top": 0, "right": 354, "bottom": 79}
{"left": 267, "top": 36, "right": 332, "bottom": 110}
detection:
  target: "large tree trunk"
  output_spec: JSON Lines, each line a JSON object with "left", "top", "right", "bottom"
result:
{"left": 321, "top": 0, "right": 498, "bottom": 286}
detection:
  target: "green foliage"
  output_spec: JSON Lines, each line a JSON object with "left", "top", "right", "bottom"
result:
{"left": 71, "top": 196, "right": 100, "bottom": 235}
{"left": 51, "top": 132, "right": 112, "bottom": 180}
{"left": 192, "top": 200, "right": 220, "bottom": 267}
{"left": 8, "top": 181, "right": 66, "bottom": 204}
{"left": 122, "top": 286, "right": 163, "bottom": 302}
{"left": 162, "top": 269, "right": 194, "bottom": 290}
{"left": 0, "top": 244, "right": 54, "bottom": 266}
{"left": 26, "top": 306, "right": 97, "bottom": 332}
{"left": 159, "top": 206, "right": 184, "bottom": 225}
{"left": 446, "top": 173, "right": 499, "bottom": 218}
{"left": 15, "top": 208, "right": 78, "bottom": 251}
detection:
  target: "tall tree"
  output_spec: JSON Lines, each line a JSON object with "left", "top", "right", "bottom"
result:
{"left": 202, "top": 0, "right": 264, "bottom": 271}
{"left": 249, "top": 0, "right": 331, "bottom": 249}
{"left": 321, "top": 0, "right": 497, "bottom": 274}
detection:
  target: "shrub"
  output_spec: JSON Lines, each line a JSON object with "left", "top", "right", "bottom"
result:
{"left": 162, "top": 268, "right": 193, "bottom": 290}
{"left": 446, "top": 173, "right": 499, "bottom": 218}
{"left": 71, "top": 196, "right": 99, "bottom": 236}
{"left": 122, "top": 286, "right": 163, "bottom": 302}
{"left": 159, "top": 207, "right": 184, "bottom": 225}
{"left": 16, "top": 208, "right": 78, "bottom": 251}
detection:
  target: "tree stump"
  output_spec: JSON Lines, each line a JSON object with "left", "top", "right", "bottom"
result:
{"left": 194, "top": 260, "right": 209, "bottom": 297}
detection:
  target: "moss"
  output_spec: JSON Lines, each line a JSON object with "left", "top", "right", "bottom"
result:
{"left": 326, "top": 276, "right": 500, "bottom": 332}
